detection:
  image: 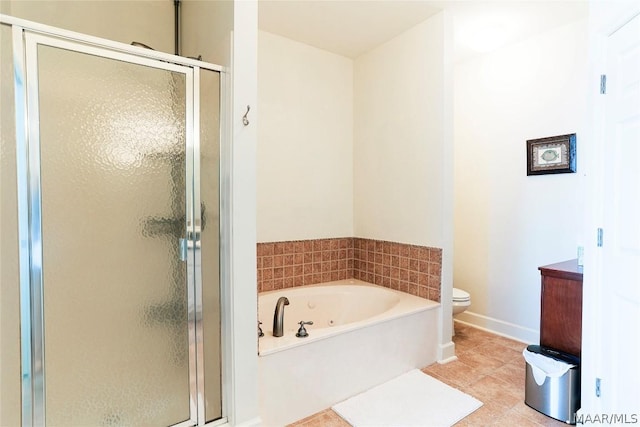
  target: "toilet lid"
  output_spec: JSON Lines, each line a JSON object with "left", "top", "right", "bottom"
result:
{"left": 453, "top": 288, "right": 470, "bottom": 302}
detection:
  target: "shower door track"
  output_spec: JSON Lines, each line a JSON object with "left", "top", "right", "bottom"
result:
{"left": 3, "top": 14, "right": 226, "bottom": 427}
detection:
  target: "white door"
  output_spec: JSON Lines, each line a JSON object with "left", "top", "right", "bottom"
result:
{"left": 598, "top": 11, "right": 640, "bottom": 416}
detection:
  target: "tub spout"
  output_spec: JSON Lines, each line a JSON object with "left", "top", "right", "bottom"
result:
{"left": 272, "top": 296, "right": 290, "bottom": 337}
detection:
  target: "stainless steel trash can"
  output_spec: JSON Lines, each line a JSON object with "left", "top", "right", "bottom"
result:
{"left": 524, "top": 345, "right": 581, "bottom": 424}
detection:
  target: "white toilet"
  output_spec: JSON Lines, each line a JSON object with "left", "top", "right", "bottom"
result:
{"left": 452, "top": 287, "right": 471, "bottom": 335}
{"left": 452, "top": 287, "right": 471, "bottom": 315}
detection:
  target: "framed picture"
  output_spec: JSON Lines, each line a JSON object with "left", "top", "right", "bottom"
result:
{"left": 526, "top": 133, "right": 576, "bottom": 175}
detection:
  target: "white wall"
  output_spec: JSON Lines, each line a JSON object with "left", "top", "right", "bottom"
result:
{"left": 453, "top": 19, "right": 589, "bottom": 342}
{"left": 3, "top": 0, "right": 235, "bottom": 69}
{"left": 2, "top": 0, "right": 174, "bottom": 53}
{"left": 257, "top": 14, "right": 449, "bottom": 248}
{"left": 182, "top": 0, "right": 233, "bottom": 66}
{"left": 352, "top": 12, "right": 455, "bottom": 360}
{"left": 257, "top": 30, "right": 354, "bottom": 242}
{"left": 353, "top": 13, "right": 447, "bottom": 248}
{"left": 228, "top": 3, "right": 260, "bottom": 425}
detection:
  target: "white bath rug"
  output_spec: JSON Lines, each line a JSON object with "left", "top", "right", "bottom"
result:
{"left": 332, "top": 369, "right": 482, "bottom": 427}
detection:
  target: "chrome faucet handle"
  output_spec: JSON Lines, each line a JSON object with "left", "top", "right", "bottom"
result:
{"left": 296, "top": 320, "right": 314, "bottom": 338}
{"left": 258, "top": 321, "right": 264, "bottom": 338}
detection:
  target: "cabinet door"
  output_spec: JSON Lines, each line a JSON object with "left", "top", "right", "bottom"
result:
{"left": 540, "top": 276, "right": 582, "bottom": 356}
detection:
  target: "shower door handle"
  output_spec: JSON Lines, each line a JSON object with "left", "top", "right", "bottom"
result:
{"left": 179, "top": 238, "right": 188, "bottom": 261}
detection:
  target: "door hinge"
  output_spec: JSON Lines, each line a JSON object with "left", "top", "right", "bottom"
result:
{"left": 596, "top": 377, "right": 601, "bottom": 397}
{"left": 597, "top": 228, "right": 604, "bottom": 247}
{"left": 600, "top": 75, "right": 607, "bottom": 94}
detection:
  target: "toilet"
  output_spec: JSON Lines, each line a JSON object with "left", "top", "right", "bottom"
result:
{"left": 452, "top": 287, "right": 471, "bottom": 315}
{"left": 452, "top": 287, "right": 471, "bottom": 335}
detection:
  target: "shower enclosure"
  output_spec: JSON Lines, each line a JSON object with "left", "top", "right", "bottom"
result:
{"left": 1, "top": 15, "right": 225, "bottom": 426}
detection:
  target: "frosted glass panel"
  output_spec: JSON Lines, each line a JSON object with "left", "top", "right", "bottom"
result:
{"left": 200, "top": 69, "right": 222, "bottom": 422}
{"left": 37, "top": 45, "right": 190, "bottom": 426}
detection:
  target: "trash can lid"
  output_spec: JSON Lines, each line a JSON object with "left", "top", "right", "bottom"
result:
{"left": 526, "top": 345, "right": 580, "bottom": 365}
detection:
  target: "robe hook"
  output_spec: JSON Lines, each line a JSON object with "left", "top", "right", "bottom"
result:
{"left": 242, "top": 105, "right": 250, "bottom": 126}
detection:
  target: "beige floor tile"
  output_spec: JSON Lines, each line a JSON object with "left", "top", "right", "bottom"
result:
{"left": 453, "top": 400, "right": 506, "bottom": 426}
{"left": 452, "top": 325, "right": 496, "bottom": 353}
{"left": 453, "top": 338, "right": 485, "bottom": 354}
{"left": 455, "top": 349, "right": 505, "bottom": 375}
{"left": 454, "top": 322, "right": 492, "bottom": 336}
{"left": 490, "top": 363, "right": 526, "bottom": 398}
{"left": 487, "top": 335, "right": 528, "bottom": 353}
{"left": 318, "top": 410, "right": 351, "bottom": 427}
{"left": 491, "top": 407, "right": 543, "bottom": 427}
{"left": 422, "top": 360, "right": 486, "bottom": 388}
{"left": 465, "top": 375, "right": 522, "bottom": 411}
{"left": 511, "top": 401, "right": 569, "bottom": 426}
{"left": 473, "top": 341, "right": 524, "bottom": 364}
{"left": 288, "top": 409, "right": 350, "bottom": 427}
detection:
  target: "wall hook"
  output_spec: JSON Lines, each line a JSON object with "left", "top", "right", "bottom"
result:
{"left": 242, "top": 105, "right": 250, "bottom": 126}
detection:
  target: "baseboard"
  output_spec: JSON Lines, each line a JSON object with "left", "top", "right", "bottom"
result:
{"left": 438, "top": 340, "right": 456, "bottom": 363}
{"left": 454, "top": 311, "right": 539, "bottom": 344}
{"left": 438, "top": 354, "right": 458, "bottom": 364}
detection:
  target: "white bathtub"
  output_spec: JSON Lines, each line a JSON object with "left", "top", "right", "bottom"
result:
{"left": 258, "top": 279, "right": 440, "bottom": 426}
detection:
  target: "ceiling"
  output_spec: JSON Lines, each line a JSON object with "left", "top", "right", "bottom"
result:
{"left": 258, "top": 0, "right": 589, "bottom": 61}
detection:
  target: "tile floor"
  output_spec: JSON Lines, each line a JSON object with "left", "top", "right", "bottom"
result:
{"left": 288, "top": 322, "right": 568, "bottom": 426}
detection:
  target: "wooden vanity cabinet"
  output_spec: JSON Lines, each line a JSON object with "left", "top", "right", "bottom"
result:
{"left": 538, "top": 259, "right": 583, "bottom": 357}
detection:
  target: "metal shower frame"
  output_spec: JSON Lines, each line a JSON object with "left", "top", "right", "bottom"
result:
{"left": 0, "top": 14, "right": 228, "bottom": 427}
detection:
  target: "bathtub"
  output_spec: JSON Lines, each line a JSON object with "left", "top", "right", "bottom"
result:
{"left": 258, "top": 279, "right": 440, "bottom": 426}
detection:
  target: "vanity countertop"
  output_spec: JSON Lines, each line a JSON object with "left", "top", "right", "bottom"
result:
{"left": 539, "top": 259, "right": 583, "bottom": 282}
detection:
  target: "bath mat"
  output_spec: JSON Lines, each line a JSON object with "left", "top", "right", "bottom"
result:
{"left": 332, "top": 369, "right": 482, "bottom": 427}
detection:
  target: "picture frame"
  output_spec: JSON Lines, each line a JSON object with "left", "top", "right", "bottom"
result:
{"left": 526, "top": 133, "right": 576, "bottom": 176}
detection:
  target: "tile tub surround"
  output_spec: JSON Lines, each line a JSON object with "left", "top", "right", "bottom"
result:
{"left": 256, "top": 238, "right": 442, "bottom": 302}
{"left": 353, "top": 238, "right": 442, "bottom": 302}
{"left": 257, "top": 238, "right": 354, "bottom": 292}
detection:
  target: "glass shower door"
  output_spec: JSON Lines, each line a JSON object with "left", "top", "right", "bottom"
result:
{"left": 27, "top": 38, "right": 197, "bottom": 426}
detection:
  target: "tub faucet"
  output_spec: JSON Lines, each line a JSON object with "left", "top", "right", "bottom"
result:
{"left": 272, "top": 297, "right": 290, "bottom": 337}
